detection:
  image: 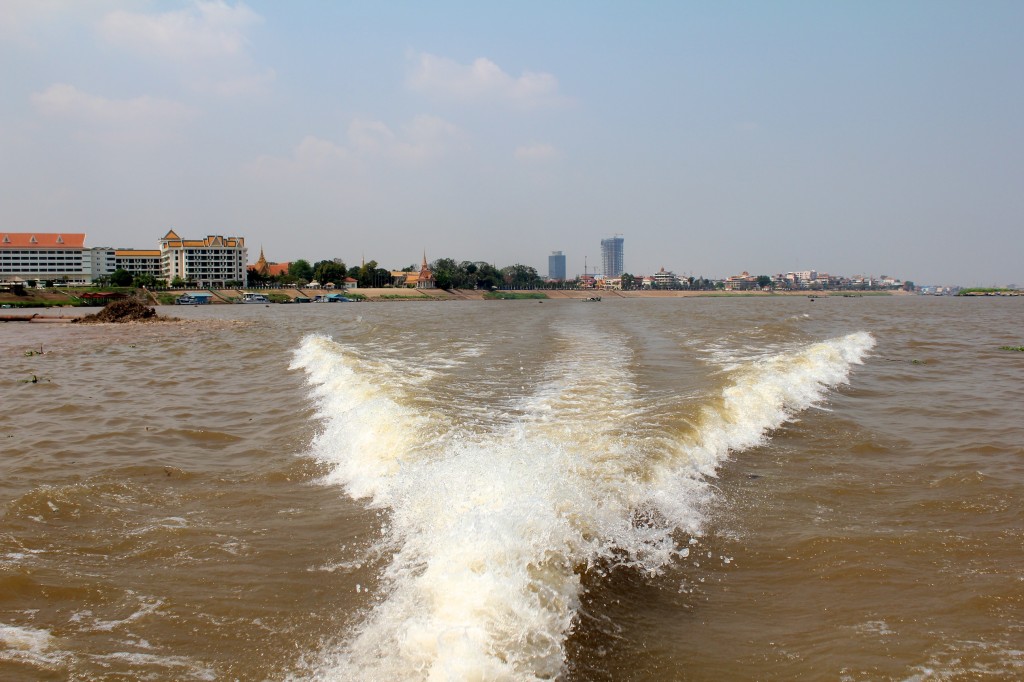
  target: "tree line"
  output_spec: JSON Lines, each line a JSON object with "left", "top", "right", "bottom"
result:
{"left": 92, "top": 257, "right": 728, "bottom": 291}
{"left": 246, "top": 257, "right": 548, "bottom": 290}
{"left": 247, "top": 259, "right": 393, "bottom": 288}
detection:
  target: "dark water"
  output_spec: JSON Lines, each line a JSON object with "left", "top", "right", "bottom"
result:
{"left": 1, "top": 296, "right": 1021, "bottom": 680}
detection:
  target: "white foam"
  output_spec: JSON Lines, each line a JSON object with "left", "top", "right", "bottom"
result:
{"left": 0, "top": 623, "right": 66, "bottom": 670}
{"left": 0, "top": 623, "right": 53, "bottom": 652}
{"left": 292, "top": 330, "right": 874, "bottom": 680}
{"left": 92, "top": 651, "right": 216, "bottom": 680}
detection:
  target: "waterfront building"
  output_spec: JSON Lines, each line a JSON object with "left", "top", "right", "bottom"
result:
{"left": 159, "top": 230, "right": 247, "bottom": 287}
{"left": 724, "top": 271, "right": 759, "bottom": 290}
{"left": 115, "top": 250, "right": 162, "bottom": 277}
{"left": 414, "top": 253, "right": 435, "bottom": 289}
{"left": 252, "top": 248, "right": 271, "bottom": 277}
{"left": 786, "top": 270, "right": 818, "bottom": 286}
{"left": 653, "top": 267, "right": 679, "bottom": 289}
{"left": 600, "top": 236, "right": 624, "bottom": 278}
{"left": 250, "top": 247, "right": 290, "bottom": 278}
{"left": 0, "top": 232, "right": 114, "bottom": 284}
{"left": 548, "top": 251, "right": 566, "bottom": 281}
{"left": 90, "top": 247, "right": 116, "bottom": 281}
{"left": 390, "top": 270, "right": 412, "bottom": 287}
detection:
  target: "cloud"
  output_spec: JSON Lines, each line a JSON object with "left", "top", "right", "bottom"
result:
{"left": 396, "top": 115, "right": 464, "bottom": 161}
{"left": 248, "top": 115, "right": 464, "bottom": 179}
{"left": 207, "top": 68, "right": 277, "bottom": 96}
{"left": 345, "top": 115, "right": 464, "bottom": 162}
{"left": 0, "top": 0, "right": 51, "bottom": 40}
{"left": 407, "top": 52, "right": 563, "bottom": 107}
{"left": 31, "top": 83, "right": 197, "bottom": 128}
{"left": 295, "top": 135, "right": 350, "bottom": 165}
{"left": 0, "top": 1, "right": 112, "bottom": 47}
{"left": 96, "top": 1, "right": 270, "bottom": 96}
{"left": 98, "top": 1, "right": 262, "bottom": 61}
{"left": 347, "top": 119, "right": 396, "bottom": 155}
{"left": 514, "top": 142, "right": 560, "bottom": 161}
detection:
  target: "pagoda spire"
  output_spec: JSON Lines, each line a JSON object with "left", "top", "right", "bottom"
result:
{"left": 254, "top": 245, "right": 270, "bottom": 276}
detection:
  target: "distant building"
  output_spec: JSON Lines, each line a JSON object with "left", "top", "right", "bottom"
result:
{"left": 390, "top": 270, "right": 412, "bottom": 287}
{"left": 159, "top": 230, "right": 247, "bottom": 287}
{"left": 600, "top": 236, "right": 624, "bottom": 278}
{"left": 401, "top": 252, "right": 435, "bottom": 288}
{"left": 0, "top": 232, "right": 114, "bottom": 284}
{"left": 115, "top": 249, "right": 162, "bottom": 277}
{"left": 724, "top": 271, "right": 759, "bottom": 290}
{"left": 548, "top": 251, "right": 566, "bottom": 281}
{"left": 250, "top": 247, "right": 290, "bottom": 278}
{"left": 653, "top": 267, "right": 679, "bottom": 289}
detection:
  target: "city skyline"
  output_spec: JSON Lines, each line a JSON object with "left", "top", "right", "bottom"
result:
{"left": 2, "top": 2, "right": 1022, "bottom": 287}
{"left": 0, "top": 226, "right": 961, "bottom": 289}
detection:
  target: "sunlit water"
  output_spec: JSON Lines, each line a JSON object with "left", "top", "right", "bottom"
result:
{"left": 1, "top": 296, "right": 1021, "bottom": 680}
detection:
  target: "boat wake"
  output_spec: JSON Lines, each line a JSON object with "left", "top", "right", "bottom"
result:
{"left": 290, "top": 330, "right": 874, "bottom": 680}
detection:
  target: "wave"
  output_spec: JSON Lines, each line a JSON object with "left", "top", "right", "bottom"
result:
{"left": 290, "top": 330, "right": 874, "bottom": 680}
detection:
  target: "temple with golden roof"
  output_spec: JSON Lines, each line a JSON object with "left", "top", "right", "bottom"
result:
{"left": 415, "top": 252, "right": 435, "bottom": 289}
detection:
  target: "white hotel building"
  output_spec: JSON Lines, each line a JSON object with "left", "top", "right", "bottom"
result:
{"left": 115, "top": 249, "right": 163, "bottom": 277}
{"left": 158, "top": 230, "right": 247, "bottom": 287}
{"left": 0, "top": 232, "right": 114, "bottom": 284}
{"left": 1, "top": 230, "right": 247, "bottom": 287}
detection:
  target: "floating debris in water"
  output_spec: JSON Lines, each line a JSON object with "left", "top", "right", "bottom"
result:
{"left": 75, "top": 299, "right": 173, "bottom": 323}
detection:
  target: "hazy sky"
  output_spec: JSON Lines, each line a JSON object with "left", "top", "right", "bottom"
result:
{"left": 2, "top": 1, "right": 1021, "bottom": 285}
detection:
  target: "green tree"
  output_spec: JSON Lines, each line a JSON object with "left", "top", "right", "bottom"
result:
{"left": 110, "top": 269, "right": 133, "bottom": 287}
{"left": 429, "top": 258, "right": 464, "bottom": 290}
{"left": 313, "top": 260, "right": 347, "bottom": 285}
{"left": 620, "top": 273, "right": 636, "bottom": 290}
{"left": 500, "top": 264, "right": 540, "bottom": 289}
{"left": 757, "top": 275, "right": 773, "bottom": 290}
{"left": 247, "top": 267, "right": 268, "bottom": 286}
{"left": 474, "top": 263, "right": 502, "bottom": 290}
{"left": 357, "top": 260, "right": 380, "bottom": 287}
{"left": 132, "top": 273, "right": 160, "bottom": 289}
{"left": 288, "top": 259, "right": 313, "bottom": 282}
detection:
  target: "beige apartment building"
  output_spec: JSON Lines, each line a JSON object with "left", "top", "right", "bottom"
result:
{"left": 159, "top": 230, "right": 247, "bottom": 287}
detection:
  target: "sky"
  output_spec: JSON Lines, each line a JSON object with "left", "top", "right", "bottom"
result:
{"left": 1, "top": 1, "right": 1022, "bottom": 286}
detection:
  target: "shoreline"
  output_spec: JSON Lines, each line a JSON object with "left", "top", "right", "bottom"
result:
{"left": 238, "top": 288, "right": 910, "bottom": 302}
{"left": 0, "top": 288, "right": 912, "bottom": 310}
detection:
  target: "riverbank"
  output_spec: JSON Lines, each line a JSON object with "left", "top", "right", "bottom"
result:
{"left": 193, "top": 288, "right": 908, "bottom": 302}
{"left": 0, "top": 286, "right": 909, "bottom": 308}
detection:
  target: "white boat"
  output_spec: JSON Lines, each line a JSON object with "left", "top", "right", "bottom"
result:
{"left": 175, "top": 295, "right": 199, "bottom": 305}
{"left": 240, "top": 292, "right": 270, "bottom": 304}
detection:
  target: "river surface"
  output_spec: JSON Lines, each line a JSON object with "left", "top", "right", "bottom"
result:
{"left": 1, "top": 296, "right": 1022, "bottom": 681}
